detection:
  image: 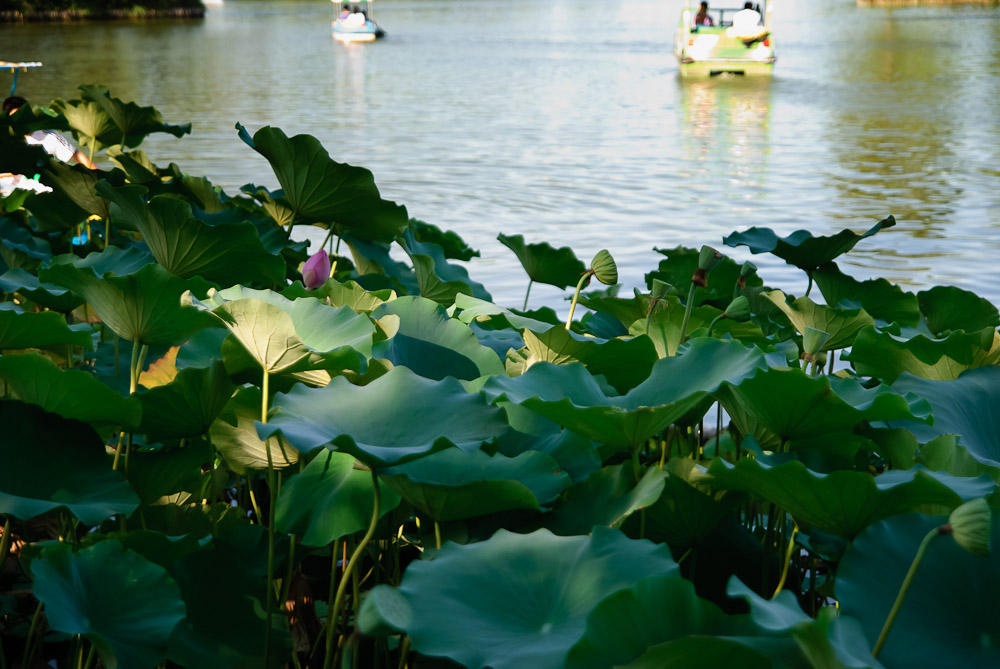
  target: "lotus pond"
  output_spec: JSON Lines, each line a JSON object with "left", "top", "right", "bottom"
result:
{"left": 1, "top": 86, "right": 999, "bottom": 669}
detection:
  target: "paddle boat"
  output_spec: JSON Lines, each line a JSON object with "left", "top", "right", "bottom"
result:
{"left": 332, "top": 0, "right": 385, "bottom": 43}
{"left": 674, "top": 1, "right": 775, "bottom": 77}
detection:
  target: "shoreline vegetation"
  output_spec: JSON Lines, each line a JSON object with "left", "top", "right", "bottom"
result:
{"left": 0, "top": 0, "right": 203, "bottom": 22}
{"left": 3, "top": 86, "right": 999, "bottom": 668}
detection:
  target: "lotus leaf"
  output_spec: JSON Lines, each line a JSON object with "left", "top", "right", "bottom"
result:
{"left": 490, "top": 403, "right": 600, "bottom": 482}
{"left": 629, "top": 296, "right": 767, "bottom": 357}
{"left": 813, "top": 262, "right": 920, "bottom": 326}
{"left": 915, "top": 435, "right": 1000, "bottom": 482}
{"left": 497, "top": 233, "right": 587, "bottom": 289}
{"left": 0, "top": 267, "right": 82, "bottom": 311}
{"left": 43, "top": 262, "right": 217, "bottom": 345}
{"left": 401, "top": 228, "right": 491, "bottom": 305}
{"left": 413, "top": 219, "right": 479, "bottom": 261}
{"left": 763, "top": 290, "right": 873, "bottom": 351}
{"left": 706, "top": 458, "right": 992, "bottom": 539}
{"left": 0, "top": 400, "right": 139, "bottom": 523}
{"left": 282, "top": 277, "right": 395, "bottom": 313}
{"left": 261, "top": 365, "right": 507, "bottom": 466}
{"left": 237, "top": 124, "right": 407, "bottom": 240}
{"left": 845, "top": 325, "right": 1000, "bottom": 383}
{"left": 0, "top": 306, "right": 93, "bottom": 349}
{"left": 381, "top": 449, "right": 571, "bottom": 522}
{"left": 209, "top": 387, "right": 299, "bottom": 473}
{"left": 50, "top": 96, "right": 119, "bottom": 151}
{"left": 483, "top": 338, "right": 767, "bottom": 451}
{"left": 545, "top": 464, "right": 666, "bottom": 535}
{"left": 890, "top": 367, "right": 1000, "bottom": 467}
{"left": 371, "top": 295, "right": 504, "bottom": 381}
{"left": 838, "top": 513, "right": 1000, "bottom": 668}
{"left": 275, "top": 450, "right": 401, "bottom": 546}
{"left": 41, "top": 160, "right": 117, "bottom": 219}
{"left": 359, "top": 527, "right": 677, "bottom": 669}
{"left": 107, "top": 146, "right": 159, "bottom": 183}
{"left": 723, "top": 216, "right": 895, "bottom": 271}
{"left": 646, "top": 246, "right": 763, "bottom": 309}
{"left": 716, "top": 368, "right": 932, "bottom": 454}
{"left": 453, "top": 292, "right": 561, "bottom": 332}
{"left": 0, "top": 353, "right": 140, "bottom": 433}
{"left": 78, "top": 83, "right": 191, "bottom": 147}
{"left": 0, "top": 218, "right": 52, "bottom": 266}
{"left": 49, "top": 244, "right": 153, "bottom": 276}
{"left": 342, "top": 234, "right": 419, "bottom": 295}
{"left": 188, "top": 286, "right": 373, "bottom": 375}
{"left": 98, "top": 183, "right": 285, "bottom": 286}
{"left": 917, "top": 285, "right": 999, "bottom": 336}
{"left": 128, "top": 441, "right": 211, "bottom": 505}
{"left": 138, "top": 360, "right": 235, "bottom": 439}
{"left": 32, "top": 540, "right": 186, "bottom": 669}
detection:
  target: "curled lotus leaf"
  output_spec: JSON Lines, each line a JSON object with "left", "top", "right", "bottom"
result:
{"left": 358, "top": 527, "right": 677, "bottom": 669}
{"left": 844, "top": 325, "right": 1000, "bottom": 383}
{"left": 259, "top": 365, "right": 507, "bottom": 466}
{"left": 813, "top": 262, "right": 919, "bottom": 327}
{"left": 0, "top": 305, "right": 93, "bottom": 350}
{"left": 79, "top": 83, "right": 191, "bottom": 147}
{"left": 497, "top": 233, "right": 586, "bottom": 289}
{"left": 723, "top": 216, "right": 895, "bottom": 271}
{"left": 917, "top": 285, "right": 999, "bottom": 337}
{"left": 400, "top": 228, "right": 491, "bottom": 305}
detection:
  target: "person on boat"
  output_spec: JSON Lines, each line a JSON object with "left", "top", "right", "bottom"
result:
{"left": 729, "top": 1, "right": 766, "bottom": 40}
{"left": 344, "top": 5, "right": 367, "bottom": 26}
{"left": 3, "top": 96, "right": 95, "bottom": 169}
{"left": 694, "top": 2, "right": 713, "bottom": 27}
{"left": 337, "top": 3, "right": 351, "bottom": 19}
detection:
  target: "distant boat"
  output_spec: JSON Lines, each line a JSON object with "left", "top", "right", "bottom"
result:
{"left": 332, "top": 0, "right": 384, "bottom": 42}
{"left": 674, "top": 1, "right": 775, "bottom": 77}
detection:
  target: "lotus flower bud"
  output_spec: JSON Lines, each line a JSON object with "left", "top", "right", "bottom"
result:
{"left": 802, "top": 326, "right": 830, "bottom": 356}
{"left": 723, "top": 296, "right": 751, "bottom": 322}
{"left": 948, "top": 498, "right": 992, "bottom": 556}
{"left": 697, "top": 246, "right": 724, "bottom": 273}
{"left": 591, "top": 249, "right": 618, "bottom": 286}
{"left": 303, "top": 249, "right": 331, "bottom": 290}
{"left": 651, "top": 279, "right": 672, "bottom": 299}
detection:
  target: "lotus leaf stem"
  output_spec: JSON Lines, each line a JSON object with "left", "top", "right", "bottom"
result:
{"left": 805, "top": 271, "right": 813, "bottom": 297}
{"left": 280, "top": 534, "right": 297, "bottom": 610}
{"left": 522, "top": 280, "right": 533, "bottom": 311}
{"left": 678, "top": 282, "right": 698, "bottom": 346}
{"left": 0, "top": 518, "right": 11, "bottom": 569}
{"left": 326, "top": 468, "right": 380, "bottom": 669}
{"left": 772, "top": 521, "right": 800, "bottom": 598}
{"left": 434, "top": 520, "right": 442, "bottom": 550}
{"left": 249, "top": 481, "right": 263, "bottom": 526}
{"left": 397, "top": 636, "right": 411, "bottom": 669}
{"left": 87, "top": 136, "right": 96, "bottom": 166}
{"left": 262, "top": 370, "right": 277, "bottom": 669}
{"left": 322, "top": 538, "right": 341, "bottom": 665}
{"left": 22, "top": 600, "right": 42, "bottom": 668}
{"left": 565, "top": 271, "right": 593, "bottom": 330}
{"left": 104, "top": 218, "right": 110, "bottom": 249}
{"left": 872, "top": 526, "right": 942, "bottom": 658}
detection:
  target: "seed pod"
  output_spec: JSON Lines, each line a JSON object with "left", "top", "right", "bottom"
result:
{"left": 723, "top": 296, "right": 751, "bottom": 322}
{"left": 697, "top": 246, "right": 724, "bottom": 273}
{"left": 802, "top": 327, "right": 831, "bottom": 356}
{"left": 591, "top": 249, "right": 618, "bottom": 285}
{"left": 948, "top": 498, "right": 992, "bottom": 556}
{"left": 740, "top": 261, "right": 757, "bottom": 278}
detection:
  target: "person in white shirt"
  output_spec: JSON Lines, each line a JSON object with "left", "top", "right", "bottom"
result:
{"left": 730, "top": 2, "right": 764, "bottom": 39}
{"left": 3, "top": 96, "right": 95, "bottom": 169}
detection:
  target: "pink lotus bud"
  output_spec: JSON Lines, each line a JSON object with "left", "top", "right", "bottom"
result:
{"left": 303, "top": 249, "right": 331, "bottom": 289}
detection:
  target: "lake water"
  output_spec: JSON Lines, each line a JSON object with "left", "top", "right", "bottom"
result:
{"left": 4, "top": 0, "right": 1000, "bottom": 310}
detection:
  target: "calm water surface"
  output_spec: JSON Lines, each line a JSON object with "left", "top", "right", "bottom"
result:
{"left": 4, "top": 0, "right": 1000, "bottom": 309}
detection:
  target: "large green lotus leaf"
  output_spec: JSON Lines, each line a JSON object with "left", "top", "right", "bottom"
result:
{"left": 371, "top": 295, "right": 504, "bottom": 381}
{"left": 281, "top": 278, "right": 396, "bottom": 313}
{"left": 489, "top": 403, "right": 600, "bottom": 483}
{"left": 577, "top": 293, "right": 650, "bottom": 331}
{"left": 138, "top": 360, "right": 235, "bottom": 439}
{"left": 412, "top": 219, "right": 479, "bottom": 261}
{"left": 890, "top": 367, "right": 1000, "bottom": 467}
{"left": 716, "top": 368, "right": 932, "bottom": 453}
{"left": 49, "top": 244, "right": 154, "bottom": 276}
{"left": 49, "top": 96, "right": 119, "bottom": 151}
{"left": 359, "top": 527, "right": 677, "bottom": 669}
{"left": 917, "top": 285, "right": 999, "bottom": 336}
{"left": 484, "top": 338, "right": 767, "bottom": 451}
{"left": 239, "top": 183, "right": 295, "bottom": 229}
{"left": 32, "top": 540, "right": 185, "bottom": 669}
{"left": 42, "top": 262, "right": 217, "bottom": 345}
{"left": 623, "top": 458, "right": 731, "bottom": 552}
{"left": 275, "top": 450, "right": 401, "bottom": 546}
{"left": 0, "top": 353, "right": 140, "bottom": 433}
{"left": 813, "top": 262, "right": 920, "bottom": 327}
{"left": 261, "top": 365, "right": 507, "bottom": 466}
{"left": 208, "top": 386, "right": 299, "bottom": 474}
{"left": 844, "top": 326, "right": 1000, "bottom": 383}
{"left": 189, "top": 286, "right": 373, "bottom": 375}
{"left": 0, "top": 218, "right": 52, "bottom": 266}
{"left": 106, "top": 146, "right": 158, "bottom": 184}
{"left": 645, "top": 246, "right": 763, "bottom": 309}
{"left": 0, "top": 268, "right": 82, "bottom": 312}
{"left": 0, "top": 400, "right": 139, "bottom": 523}
{"left": 763, "top": 290, "right": 873, "bottom": 351}
{"left": 401, "top": 228, "right": 492, "bottom": 305}
{"left": 79, "top": 84, "right": 191, "bottom": 147}
{"left": 453, "top": 293, "right": 565, "bottom": 333}
{"left": 167, "top": 540, "right": 291, "bottom": 669}
{"left": 128, "top": 441, "right": 211, "bottom": 505}
{"left": 343, "top": 234, "right": 420, "bottom": 295}
{"left": 723, "top": 217, "right": 895, "bottom": 271}
{"left": 237, "top": 124, "right": 407, "bottom": 241}
{"left": 496, "top": 233, "right": 587, "bottom": 289}
{"left": 40, "top": 161, "right": 122, "bottom": 220}
{"left": 98, "top": 183, "right": 285, "bottom": 286}
{"left": 381, "top": 449, "right": 571, "bottom": 522}
{"left": 0, "top": 307, "right": 93, "bottom": 349}
{"left": 915, "top": 434, "right": 1000, "bottom": 482}
{"left": 628, "top": 296, "right": 767, "bottom": 358}
{"left": 512, "top": 326, "right": 659, "bottom": 394}
{"left": 706, "top": 458, "right": 992, "bottom": 539}
{"left": 545, "top": 464, "right": 666, "bottom": 536}
{"left": 838, "top": 513, "right": 1000, "bottom": 668}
